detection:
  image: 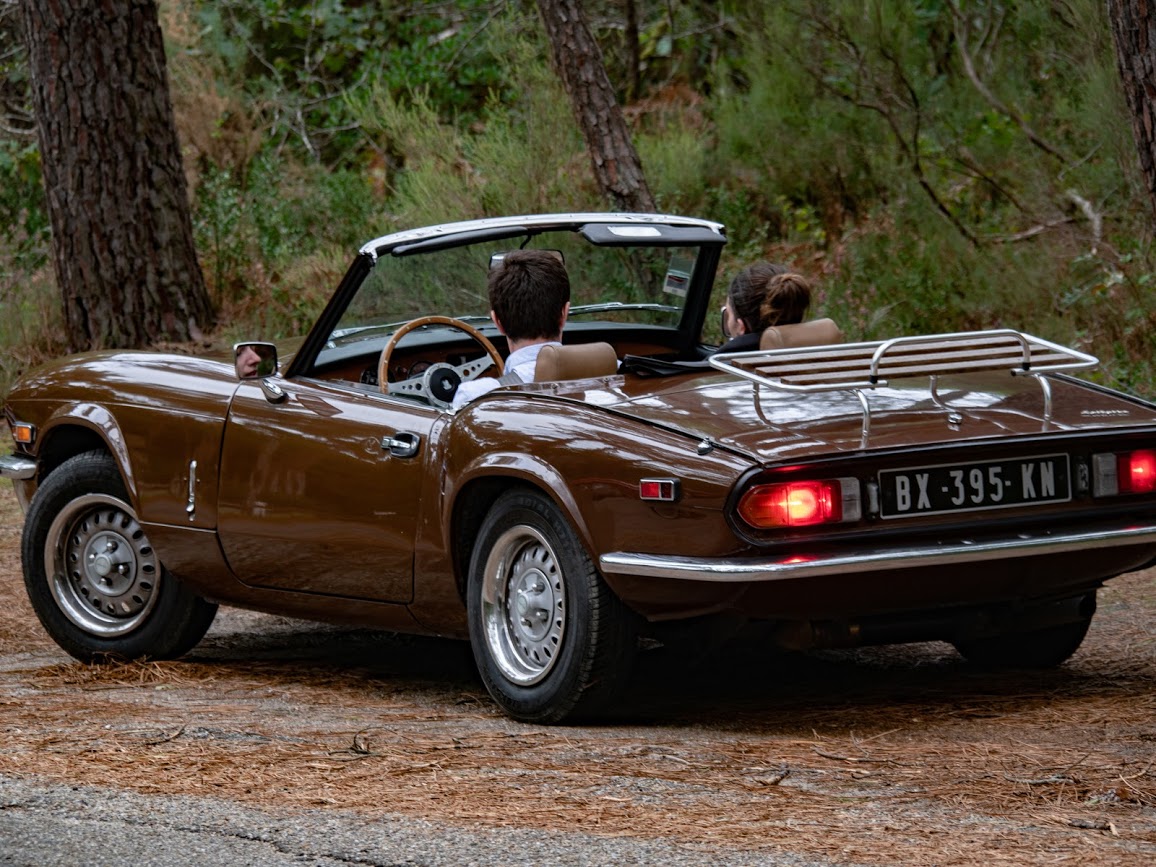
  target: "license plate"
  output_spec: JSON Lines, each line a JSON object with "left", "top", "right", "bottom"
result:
{"left": 878, "top": 454, "right": 1071, "bottom": 519}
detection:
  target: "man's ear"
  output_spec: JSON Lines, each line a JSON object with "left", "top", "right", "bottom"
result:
{"left": 490, "top": 310, "right": 506, "bottom": 335}
{"left": 557, "top": 301, "right": 570, "bottom": 331}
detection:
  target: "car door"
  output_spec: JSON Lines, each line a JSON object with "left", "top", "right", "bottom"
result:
{"left": 216, "top": 377, "right": 441, "bottom": 603}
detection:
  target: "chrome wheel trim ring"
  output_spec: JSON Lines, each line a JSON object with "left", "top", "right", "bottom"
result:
{"left": 44, "top": 493, "right": 161, "bottom": 637}
{"left": 480, "top": 524, "right": 565, "bottom": 686}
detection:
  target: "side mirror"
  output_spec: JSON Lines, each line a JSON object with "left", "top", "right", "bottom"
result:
{"left": 234, "top": 342, "right": 278, "bottom": 380}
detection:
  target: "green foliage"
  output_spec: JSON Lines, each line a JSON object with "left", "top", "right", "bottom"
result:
{"left": 699, "top": 0, "right": 1156, "bottom": 395}
{"left": 3, "top": 0, "right": 1156, "bottom": 401}
{"left": 191, "top": 0, "right": 512, "bottom": 164}
{"left": 349, "top": 23, "right": 592, "bottom": 225}
{"left": 0, "top": 140, "right": 48, "bottom": 273}
{"left": 193, "top": 154, "right": 380, "bottom": 336}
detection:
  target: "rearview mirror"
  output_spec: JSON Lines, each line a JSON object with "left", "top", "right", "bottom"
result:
{"left": 234, "top": 342, "right": 278, "bottom": 380}
{"left": 489, "top": 249, "right": 565, "bottom": 269}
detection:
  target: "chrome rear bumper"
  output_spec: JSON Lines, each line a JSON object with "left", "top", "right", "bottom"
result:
{"left": 600, "top": 522, "right": 1156, "bottom": 583}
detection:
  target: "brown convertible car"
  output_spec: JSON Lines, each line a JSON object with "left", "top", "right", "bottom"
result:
{"left": 4, "top": 213, "right": 1156, "bottom": 723}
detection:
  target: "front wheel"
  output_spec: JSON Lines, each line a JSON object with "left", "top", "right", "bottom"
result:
{"left": 467, "top": 489, "right": 637, "bottom": 724}
{"left": 22, "top": 450, "right": 218, "bottom": 661}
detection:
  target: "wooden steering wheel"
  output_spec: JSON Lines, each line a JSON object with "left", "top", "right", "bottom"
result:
{"left": 378, "top": 315, "right": 504, "bottom": 408}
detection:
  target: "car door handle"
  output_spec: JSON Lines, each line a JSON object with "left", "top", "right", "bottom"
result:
{"left": 382, "top": 432, "right": 421, "bottom": 458}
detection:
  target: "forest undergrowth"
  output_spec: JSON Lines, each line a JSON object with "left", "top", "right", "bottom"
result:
{"left": 1, "top": 0, "right": 1154, "bottom": 399}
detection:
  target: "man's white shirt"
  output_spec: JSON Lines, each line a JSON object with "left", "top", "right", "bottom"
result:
{"left": 451, "top": 341, "right": 561, "bottom": 409}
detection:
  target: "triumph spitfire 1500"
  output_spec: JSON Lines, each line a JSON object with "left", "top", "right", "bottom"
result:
{"left": 4, "top": 213, "right": 1156, "bottom": 723}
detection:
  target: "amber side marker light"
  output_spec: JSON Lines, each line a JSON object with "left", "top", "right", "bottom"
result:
{"left": 11, "top": 422, "right": 35, "bottom": 446}
{"left": 738, "top": 478, "right": 861, "bottom": 529}
{"left": 1092, "top": 449, "right": 1156, "bottom": 496}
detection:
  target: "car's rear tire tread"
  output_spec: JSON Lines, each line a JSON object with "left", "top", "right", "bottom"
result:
{"left": 952, "top": 617, "right": 1092, "bottom": 670}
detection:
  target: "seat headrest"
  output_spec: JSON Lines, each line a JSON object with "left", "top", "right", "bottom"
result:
{"left": 760, "top": 318, "right": 843, "bottom": 350}
{"left": 534, "top": 342, "right": 619, "bottom": 382}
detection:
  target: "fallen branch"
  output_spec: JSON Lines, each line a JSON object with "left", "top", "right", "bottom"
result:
{"left": 813, "top": 747, "right": 890, "bottom": 764}
{"left": 989, "top": 217, "right": 1076, "bottom": 244}
{"left": 1005, "top": 752, "right": 1090, "bottom": 786}
{"left": 1068, "top": 818, "right": 1118, "bottom": 835}
{"left": 142, "top": 722, "right": 188, "bottom": 746}
{"left": 1004, "top": 773, "right": 1076, "bottom": 786}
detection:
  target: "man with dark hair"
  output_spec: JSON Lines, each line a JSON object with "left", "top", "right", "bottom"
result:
{"left": 452, "top": 250, "right": 571, "bottom": 408}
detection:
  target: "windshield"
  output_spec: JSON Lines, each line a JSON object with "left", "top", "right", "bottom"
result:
{"left": 329, "top": 229, "right": 705, "bottom": 350}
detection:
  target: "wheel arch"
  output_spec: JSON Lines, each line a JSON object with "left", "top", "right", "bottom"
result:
{"left": 449, "top": 456, "right": 596, "bottom": 603}
{"left": 35, "top": 409, "right": 137, "bottom": 503}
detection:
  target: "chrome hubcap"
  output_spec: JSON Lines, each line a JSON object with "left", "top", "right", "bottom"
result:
{"left": 481, "top": 525, "right": 565, "bottom": 686}
{"left": 46, "top": 493, "right": 160, "bottom": 637}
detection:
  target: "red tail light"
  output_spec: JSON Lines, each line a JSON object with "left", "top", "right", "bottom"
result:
{"left": 738, "top": 479, "right": 859, "bottom": 529}
{"left": 1121, "top": 450, "right": 1156, "bottom": 493}
{"left": 1093, "top": 449, "right": 1156, "bottom": 496}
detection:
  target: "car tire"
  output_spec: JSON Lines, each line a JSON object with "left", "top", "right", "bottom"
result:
{"left": 467, "top": 489, "right": 637, "bottom": 724}
{"left": 952, "top": 613, "right": 1093, "bottom": 669}
{"left": 21, "top": 450, "right": 218, "bottom": 661}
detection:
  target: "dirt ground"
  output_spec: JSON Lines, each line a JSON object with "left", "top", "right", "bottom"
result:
{"left": 0, "top": 482, "right": 1154, "bottom": 866}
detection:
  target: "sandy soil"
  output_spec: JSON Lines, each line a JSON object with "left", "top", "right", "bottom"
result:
{"left": 0, "top": 481, "right": 1154, "bottom": 865}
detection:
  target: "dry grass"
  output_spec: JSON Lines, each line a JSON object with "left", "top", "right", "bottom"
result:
{"left": 1, "top": 481, "right": 1154, "bottom": 864}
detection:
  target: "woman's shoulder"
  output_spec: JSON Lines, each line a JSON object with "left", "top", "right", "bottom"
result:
{"left": 716, "top": 333, "right": 761, "bottom": 354}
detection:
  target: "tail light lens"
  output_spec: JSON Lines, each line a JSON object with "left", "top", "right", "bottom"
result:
{"left": 1124, "top": 450, "right": 1156, "bottom": 493}
{"left": 739, "top": 478, "right": 860, "bottom": 529}
{"left": 1092, "top": 449, "right": 1156, "bottom": 496}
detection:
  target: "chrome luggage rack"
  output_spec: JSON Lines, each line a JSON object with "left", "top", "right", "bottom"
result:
{"left": 710, "top": 329, "right": 1099, "bottom": 442}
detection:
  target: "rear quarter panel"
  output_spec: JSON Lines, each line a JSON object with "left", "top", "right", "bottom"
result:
{"left": 411, "top": 390, "right": 757, "bottom": 628}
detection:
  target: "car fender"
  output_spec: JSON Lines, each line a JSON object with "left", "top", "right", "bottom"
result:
{"left": 438, "top": 394, "right": 752, "bottom": 567}
{"left": 405, "top": 444, "right": 596, "bottom": 638}
{"left": 29, "top": 402, "right": 138, "bottom": 504}
{"left": 449, "top": 448, "right": 594, "bottom": 550}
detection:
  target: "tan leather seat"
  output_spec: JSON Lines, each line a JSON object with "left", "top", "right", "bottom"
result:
{"left": 534, "top": 342, "right": 619, "bottom": 382}
{"left": 760, "top": 318, "right": 843, "bottom": 350}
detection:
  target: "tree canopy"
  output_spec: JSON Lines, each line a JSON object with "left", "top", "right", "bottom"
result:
{"left": 1, "top": 0, "right": 1153, "bottom": 395}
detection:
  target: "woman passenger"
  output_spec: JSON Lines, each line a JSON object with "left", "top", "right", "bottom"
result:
{"left": 718, "top": 263, "right": 812, "bottom": 353}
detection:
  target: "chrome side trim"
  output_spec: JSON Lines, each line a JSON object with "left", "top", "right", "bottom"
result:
{"left": 0, "top": 454, "right": 36, "bottom": 480}
{"left": 599, "top": 522, "right": 1156, "bottom": 583}
{"left": 186, "top": 459, "right": 198, "bottom": 521}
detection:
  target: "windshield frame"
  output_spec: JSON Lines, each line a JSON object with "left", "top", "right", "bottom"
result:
{"left": 287, "top": 214, "right": 726, "bottom": 379}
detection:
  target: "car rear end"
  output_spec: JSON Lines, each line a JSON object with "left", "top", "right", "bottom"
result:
{"left": 595, "top": 333, "right": 1156, "bottom": 658}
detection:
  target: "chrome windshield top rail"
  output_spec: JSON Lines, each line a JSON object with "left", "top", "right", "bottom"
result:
{"left": 360, "top": 212, "right": 725, "bottom": 259}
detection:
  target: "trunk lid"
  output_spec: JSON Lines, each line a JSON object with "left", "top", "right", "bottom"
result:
{"left": 603, "top": 371, "right": 1156, "bottom": 462}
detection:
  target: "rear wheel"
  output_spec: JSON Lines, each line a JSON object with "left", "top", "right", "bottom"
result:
{"left": 467, "top": 489, "right": 637, "bottom": 724}
{"left": 952, "top": 598, "right": 1095, "bottom": 669}
{"left": 22, "top": 451, "right": 217, "bottom": 661}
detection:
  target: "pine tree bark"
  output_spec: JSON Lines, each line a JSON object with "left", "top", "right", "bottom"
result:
{"left": 1107, "top": 0, "right": 1156, "bottom": 221}
{"left": 535, "top": 0, "right": 657, "bottom": 213}
{"left": 21, "top": 0, "right": 214, "bottom": 351}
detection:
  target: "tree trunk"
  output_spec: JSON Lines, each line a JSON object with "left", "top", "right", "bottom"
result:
{"left": 21, "top": 0, "right": 215, "bottom": 351}
{"left": 535, "top": 0, "right": 657, "bottom": 213}
{"left": 1107, "top": 0, "right": 1156, "bottom": 221}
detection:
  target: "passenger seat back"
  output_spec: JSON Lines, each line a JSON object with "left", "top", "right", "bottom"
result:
{"left": 760, "top": 318, "right": 843, "bottom": 350}
{"left": 534, "top": 342, "right": 619, "bottom": 381}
